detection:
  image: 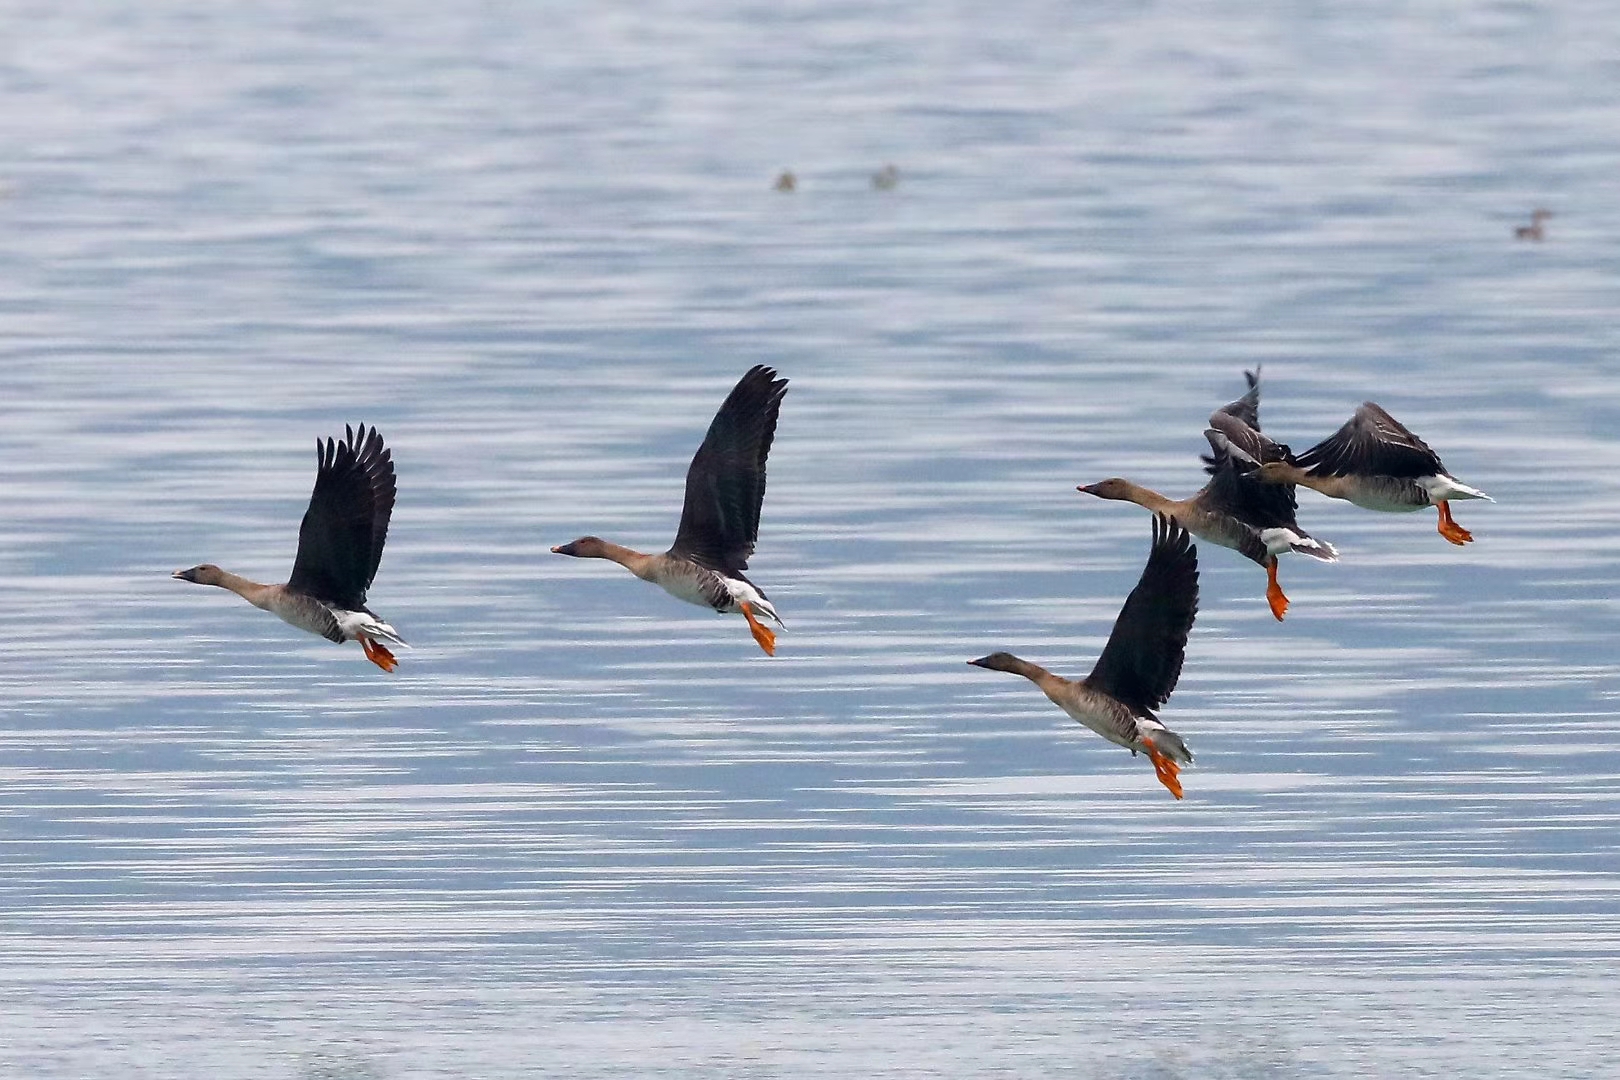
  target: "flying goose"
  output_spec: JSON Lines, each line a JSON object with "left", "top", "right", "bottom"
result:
{"left": 552, "top": 365, "right": 789, "bottom": 655}
{"left": 970, "top": 514, "right": 1200, "bottom": 799}
{"left": 174, "top": 424, "right": 405, "bottom": 671}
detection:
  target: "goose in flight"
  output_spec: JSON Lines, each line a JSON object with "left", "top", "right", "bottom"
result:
{"left": 1257, "top": 402, "right": 1491, "bottom": 546}
{"left": 970, "top": 514, "right": 1200, "bottom": 799}
{"left": 1079, "top": 370, "right": 1337, "bottom": 620}
{"left": 552, "top": 365, "right": 789, "bottom": 655}
{"left": 174, "top": 424, "right": 405, "bottom": 671}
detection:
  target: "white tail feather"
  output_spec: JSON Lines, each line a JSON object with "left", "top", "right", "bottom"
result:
{"left": 1138, "top": 722, "right": 1193, "bottom": 765}
{"left": 725, "top": 578, "right": 784, "bottom": 626}
{"left": 1290, "top": 536, "right": 1339, "bottom": 562}
{"left": 367, "top": 620, "right": 409, "bottom": 647}
{"left": 1260, "top": 527, "right": 1340, "bottom": 562}
{"left": 1424, "top": 475, "right": 1493, "bottom": 503}
{"left": 339, "top": 611, "right": 408, "bottom": 647}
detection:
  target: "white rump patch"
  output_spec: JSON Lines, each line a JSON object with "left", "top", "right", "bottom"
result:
{"left": 724, "top": 577, "right": 783, "bottom": 625}
{"left": 335, "top": 609, "right": 408, "bottom": 646}
{"left": 1421, "top": 474, "right": 1493, "bottom": 503}
{"left": 1261, "top": 528, "right": 1340, "bottom": 562}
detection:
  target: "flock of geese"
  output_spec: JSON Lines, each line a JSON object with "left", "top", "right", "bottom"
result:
{"left": 173, "top": 366, "right": 1491, "bottom": 801}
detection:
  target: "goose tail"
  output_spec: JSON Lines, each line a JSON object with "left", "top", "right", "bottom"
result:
{"left": 1138, "top": 719, "right": 1193, "bottom": 766}
{"left": 1260, "top": 527, "right": 1340, "bottom": 563}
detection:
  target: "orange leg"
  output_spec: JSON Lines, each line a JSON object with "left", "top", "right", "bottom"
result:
{"left": 739, "top": 602, "right": 777, "bottom": 656}
{"left": 1145, "top": 747, "right": 1184, "bottom": 800}
{"left": 1436, "top": 501, "right": 1473, "bottom": 545}
{"left": 1265, "top": 559, "right": 1289, "bottom": 621}
{"left": 360, "top": 636, "right": 398, "bottom": 672}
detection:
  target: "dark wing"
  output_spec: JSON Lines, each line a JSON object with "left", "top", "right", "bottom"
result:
{"left": 1083, "top": 515, "right": 1200, "bottom": 714}
{"left": 670, "top": 366, "right": 788, "bottom": 571}
{"left": 286, "top": 424, "right": 396, "bottom": 608}
{"left": 1294, "top": 402, "right": 1445, "bottom": 480}
{"left": 1213, "top": 366, "right": 1262, "bottom": 431}
{"left": 1198, "top": 413, "right": 1301, "bottom": 530}
{"left": 1200, "top": 367, "right": 1264, "bottom": 472}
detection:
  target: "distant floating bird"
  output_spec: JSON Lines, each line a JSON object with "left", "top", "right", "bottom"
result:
{"left": 773, "top": 170, "right": 797, "bottom": 192}
{"left": 871, "top": 164, "right": 899, "bottom": 190}
{"left": 174, "top": 425, "right": 406, "bottom": 672}
{"left": 1514, "top": 208, "right": 1552, "bottom": 241}
{"left": 552, "top": 366, "right": 789, "bottom": 655}
{"left": 1257, "top": 403, "right": 1492, "bottom": 546}
{"left": 1078, "top": 369, "right": 1337, "bottom": 621}
{"left": 970, "top": 514, "right": 1199, "bottom": 799}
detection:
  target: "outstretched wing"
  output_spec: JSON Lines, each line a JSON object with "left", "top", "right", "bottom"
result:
{"left": 670, "top": 366, "right": 789, "bottom": 571}
{"left": 1200, "top": 367, "right": 1266, "bottom": 473}
{"left": 1214, "top": 366, "right": 1262, "bottom": 432}
{"left": 1205, "top": 369, "right": 1263, "bottom": 466}
{"left": 1199, "top": 412, "right": 1301, "bottom": 531}
{"left": 1294, "top": 402, "right": 1445, "bottom": 480}
{"left": 1084, "top": 515, "right": 1200, "bottom": 714}
{"left": 287, "top": 424, "right": 396, "bottom": 609}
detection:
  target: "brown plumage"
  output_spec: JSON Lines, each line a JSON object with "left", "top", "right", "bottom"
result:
{"left": 969, "top": 514, "right": 1200, "bottom": 799}
{"left": 1515, "top": 208, "right": 1552, "bottom": 241}
{"left": 173, "top": 425, "right": 405, "bottom": 671}
{"left": 1257, "top": 402, "right": 1493, "bottom": 545}
{"left": 1079, "top": 369, "right": 1337, "bottom": 620}
{"left": 552, "top": 366, "right": 789, "bottom": 654}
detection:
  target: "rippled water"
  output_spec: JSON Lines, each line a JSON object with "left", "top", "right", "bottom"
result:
{"left": 3, "top": 2, "right": 1619, "bottom": 1077}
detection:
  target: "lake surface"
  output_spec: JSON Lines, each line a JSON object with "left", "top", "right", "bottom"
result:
{"left": 2, "top": 2, "right": 1619, "bottom": 1077}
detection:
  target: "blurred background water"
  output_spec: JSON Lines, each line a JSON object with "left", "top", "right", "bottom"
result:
{"left": 2, "top": 1, "right": 1618, "bottom": 1077}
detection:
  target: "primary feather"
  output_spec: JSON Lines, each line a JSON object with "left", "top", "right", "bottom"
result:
{"left": 286, "top": 423, "right": 396, "bottom": 611}
{"left": 670, "top": 365, "right": 789, "bottom": 572}
{"left": 1083, "top": 514, "right": 1200, "bottom": 715}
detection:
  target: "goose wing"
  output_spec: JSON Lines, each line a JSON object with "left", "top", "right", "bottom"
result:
{"left": 1213, "top": 366, "right": 1262, "bottom": 431}
{"left": 670, "top": 365, "right": 789, "bottom": 571}
{"left": 1084, "top": 515, "right": 1199, "bottom": 714}
{"left": 1200, "top": 367, "right": 1274, "bottom": 477}
{"left": 1199, "top": 412, "right": 1301, "bottom": 530}
{"left": 287, "top": 424, "right": 396, "bottom": 609}
{"left": 1294, "top": 402, "right": 1445, "bottom": 479}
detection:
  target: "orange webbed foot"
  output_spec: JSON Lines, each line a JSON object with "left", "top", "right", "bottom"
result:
{"left": 1145, "top": 747, "right": 1184, "bottom": 800}
{"left": 739, "top": 602, "right": 777, "bottom": 656}
{"left": 1437, "top": 502, "right": 1473, "bottom": 545}
{"left": 1265, "top": 560, "right": 1289, "bottom": 621}
{"left": 361, "top": 637, "right": 398, "bottom": 672}
{"left": 1439, "top": 522, "right": 1472, "bottom": 545}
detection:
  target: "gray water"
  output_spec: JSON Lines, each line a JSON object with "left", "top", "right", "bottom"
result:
{"left": 3, "top": 2, "right": 1619, "bottom": 1077}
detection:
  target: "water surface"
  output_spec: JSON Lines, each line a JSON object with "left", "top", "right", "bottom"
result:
{"left": 2, "top": 2, "right": 1619, "bottom": 1077}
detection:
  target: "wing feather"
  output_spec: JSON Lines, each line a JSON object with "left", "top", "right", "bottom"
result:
{"left": 1084, "top": 515, "right": 1199, "bottom": 714}
{"left": 1199, "top": 414, "right": 1301, "bottom": 530}
{"left": 1294, "top": 402, "right": 1445, "bottom": 479}
{"left": 286, "top": 424, "right": 396, "bottom": 609}
{"left": 1201, "top": 368, "right": 1268, "bottom": 474}
{"left": 1212, "top": 366, "right": 1262, "bottom": 431}
{"left": 670, "top": 366, "right": 788, "bottom": 571}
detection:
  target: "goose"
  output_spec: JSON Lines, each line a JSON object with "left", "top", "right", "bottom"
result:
{"left": 1514, "top": 208, "right": 1552, "bottom": 241}
{"left": 552, "top": 365, "right": 788, "bottom": 655}
{"left": 174, "top": 424, "right": 405, "bottom": 672}
{"left": 969, "top": 514, "right": 1199, "bottom": 799}
{"left": 1079, "top": 370, "right": 1337, "bottom": 620}
{"left": 1257, "top": 402, "right": 1492, "bottom": 545}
